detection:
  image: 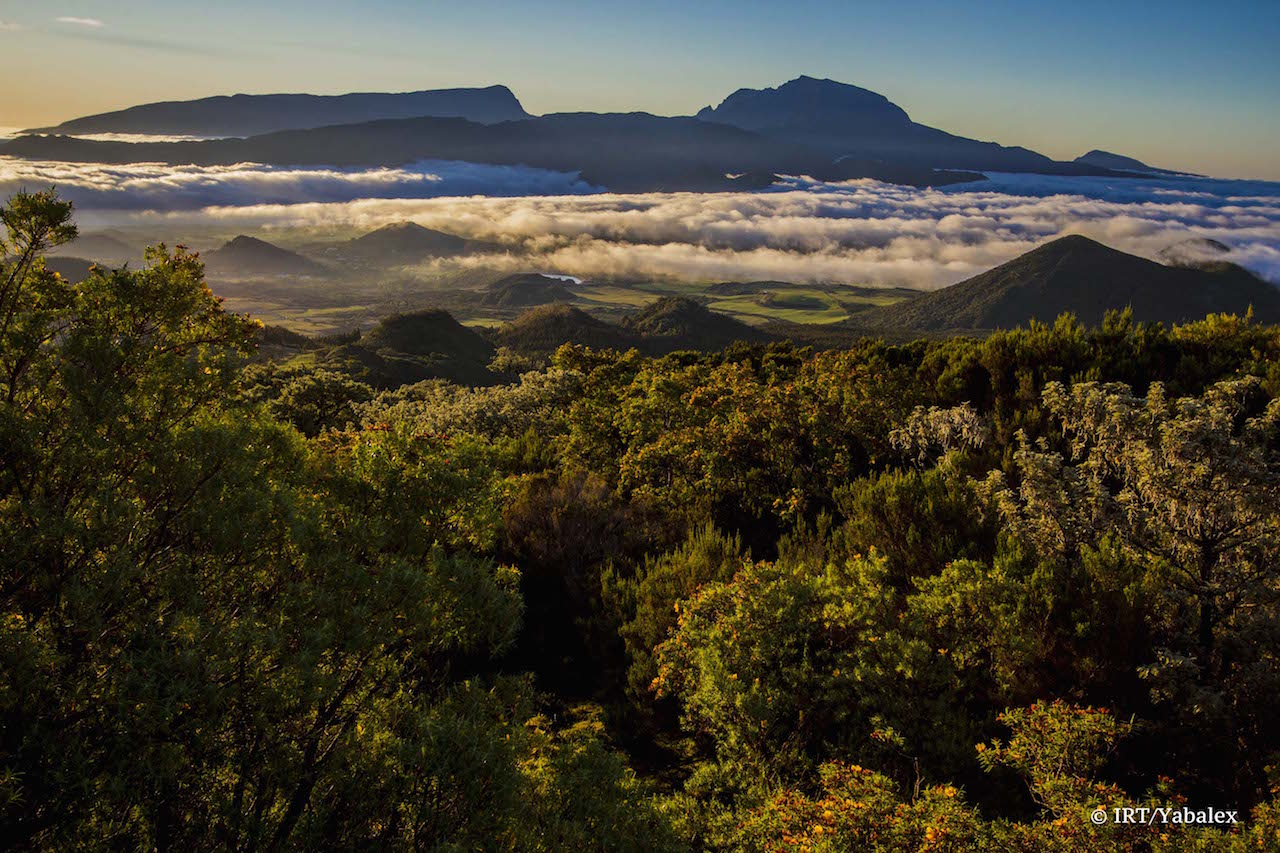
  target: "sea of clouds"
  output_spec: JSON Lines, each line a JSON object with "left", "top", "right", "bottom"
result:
{"left": 1, "top": 155, "right": 1276, "bottom": 289}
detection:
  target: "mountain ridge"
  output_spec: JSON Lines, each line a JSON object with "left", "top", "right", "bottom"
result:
{"left": 25, "top": 85, "right": 531, "bottom": 137}
{"left": 694, "top": 76, "right": 1112, "bottom": 175}
{"left": 4, "top": 76, "right": 1144, "bottom": 192}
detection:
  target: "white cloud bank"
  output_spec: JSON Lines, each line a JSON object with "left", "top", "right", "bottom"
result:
{"left": 0, "top": 157, "right": 597, "bottom": 209}
{"left": 0, "top": 156, "right": 1276, "bottom": 288}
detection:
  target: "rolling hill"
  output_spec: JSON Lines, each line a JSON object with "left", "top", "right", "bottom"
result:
{"left": 362, "top": 308, "right": 496, "bottom": 361}
{"left": 204, "top": 236, "right": 328, "bottom": 277}
{"left": 494, "top": 297, "right": 775, "bottom": 357}
{"left": 494, "top": 305, "right": 642, "bottom": 355}
{"left": 845, "top": 235, "right": 1280, "bottom": 331}
{"left": 325, "top": 309, "right": 498, "bottom": 387}
{"left": 622, "top": 296, "right": 775, "bottom": 348}
{"left": 26, "top": 85, "right": 531, "bottom": 137}
{"left": 482, "top": 274, "right": 577, "bottom": 308}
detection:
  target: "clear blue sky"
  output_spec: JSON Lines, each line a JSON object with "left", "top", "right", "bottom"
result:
{"left": 1, "top": 0, "right": 1277, "bottom": 178}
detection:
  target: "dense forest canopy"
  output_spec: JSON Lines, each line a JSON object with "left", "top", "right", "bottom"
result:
{"left": 4, "top": 191, "right": 1280, "bottom": 850}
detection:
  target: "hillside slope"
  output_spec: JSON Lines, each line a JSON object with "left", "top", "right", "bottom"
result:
{"left": 494, "top": 305, "right": 642, "bottom": 355}
{"left": 482, "top": 274, "right": 577, "bottom": 307}
{"left": 845, "top": 235, "right": 1280, "bottom": 331}
{"left": 326, "top": 309, "right": 498, "bottom": 387}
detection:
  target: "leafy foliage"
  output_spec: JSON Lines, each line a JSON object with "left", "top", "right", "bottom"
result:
{"left": 5, "top": 191, "right": 1280, "bottom": 850}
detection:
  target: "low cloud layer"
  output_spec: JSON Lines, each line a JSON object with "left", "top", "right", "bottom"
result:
{"left": 1, "top": 156, "right": 1276, "bottom": 288}
{"left": 0, "top": 157, "right": 597, "bottom": 209}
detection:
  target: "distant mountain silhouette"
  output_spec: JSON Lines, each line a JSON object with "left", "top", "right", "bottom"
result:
{"left": 696, "top": 76, "right": 1117, "bottom": 174}
{"left": 338, "top": 222, "right": 477, "bottom": 263}
{"left": 27, "top": 86, "right": 530, "bottom": 137}
{"left": 845, "top": 235, "right": 1280, "bottom": 331}
{"left": 48, "top": 232, "right": 139, "bottom": 265}
{"left": 204, "top": 236, "right": 327, "bottom": 277}
{"left": 1073, "top": 149, "right": 1196, "bottom": 176}
{"left": 482, "top": 274, "right": 577, "bottom": 307}
{"left": 5, "top": 76, "right": 1157, "bottom": 191}
{"left": 3, "top": 111, "right": 978, "bottom": 192}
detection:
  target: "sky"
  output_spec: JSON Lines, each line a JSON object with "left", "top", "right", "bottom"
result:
{"left": 0, "top": 0, "right": 1277, "bottom": 179}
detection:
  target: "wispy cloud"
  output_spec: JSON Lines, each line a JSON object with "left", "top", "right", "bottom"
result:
{"left": 52, "top": 29, "right": 232, "bottom": 56}
{"left": 0, "top": 21, "right": 22, "bottom": 31}
{"left": 55, "top": 16, "right": 105, "bottom": 28}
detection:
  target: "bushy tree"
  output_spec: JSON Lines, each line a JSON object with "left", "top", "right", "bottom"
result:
{"left": 239, "top": 362, "right": 374, "bottom": 436}
{"left": 652, "top": 554, "right": 922, "bottom": 781}
{"left": 0, "top": 192, "right": 675, "bottom": 850}
{"left": 985, "top": 378, "right": 1280, "bottom": 802}
{"left": 606, "top": 524, "right": 746, "bottom": 703}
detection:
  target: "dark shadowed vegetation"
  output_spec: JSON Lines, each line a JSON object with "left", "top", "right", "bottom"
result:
{"left": 5, "top": 191, "right": 1280, "bottom": 850}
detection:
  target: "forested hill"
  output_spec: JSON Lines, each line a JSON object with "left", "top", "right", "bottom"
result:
{"left": 847, "top": 234, "right": 1280, "bottom": 331}
{"left": 5, "top": 190, "right": 1280, "bottom": 850}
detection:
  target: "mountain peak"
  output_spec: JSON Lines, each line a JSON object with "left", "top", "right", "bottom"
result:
{"left": 846, "top": 236, "right": 1280, "bottom": 332}
{"left": 1029, "top": 233, "right": 1109, "bottom": 254}
{"left": 205, "top": 234, "right": 326, "bottom": 277}
{"left": 698, "top": 77, "right": 912, "bottom": 132}
{"left": 1073, "top": 149, "right": 1196, "bottom": 177}
{"left": 343, "top": 222, "right": 473, "bottom": 260}
{"left": 224, "top": 234, "right": 274, "bottom": 250}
